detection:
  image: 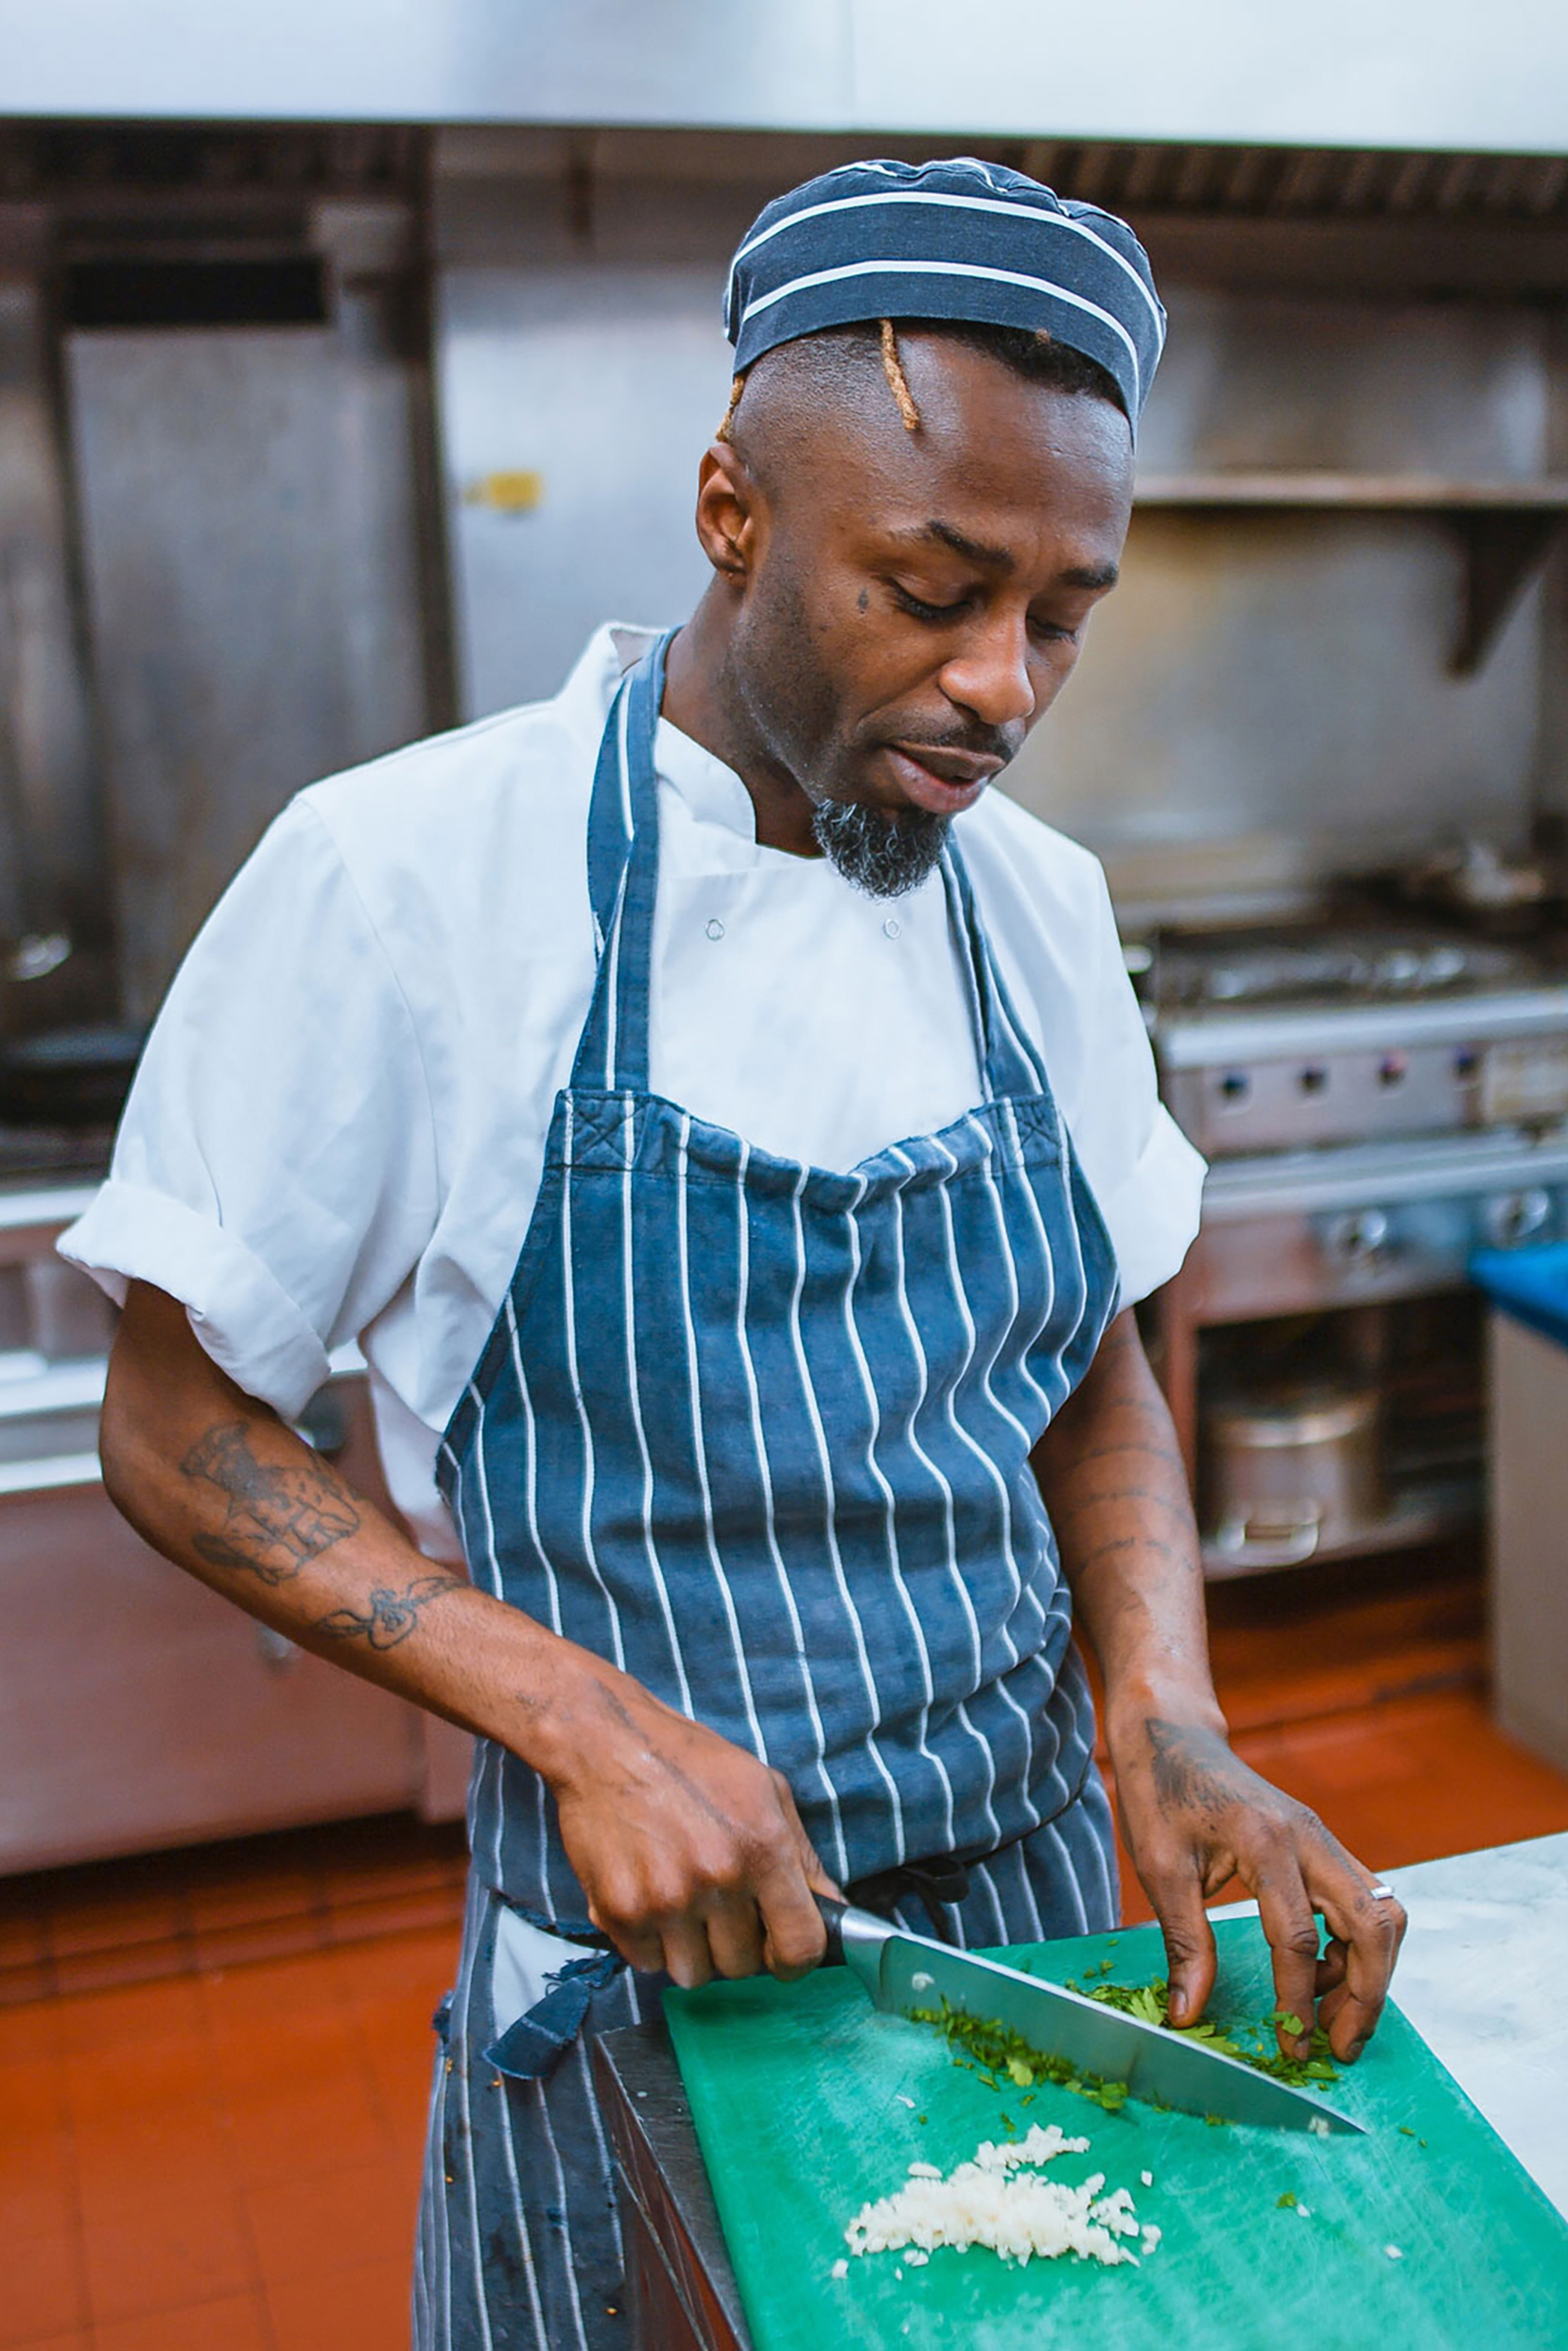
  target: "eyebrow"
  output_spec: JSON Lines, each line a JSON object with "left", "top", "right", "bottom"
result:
{"left": 895, "top": 518, "right": 1119, "bottom": 592}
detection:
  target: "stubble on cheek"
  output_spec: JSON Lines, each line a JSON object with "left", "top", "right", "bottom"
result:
{"left": 736, "top": 556, "right": 857, "bottom": 793}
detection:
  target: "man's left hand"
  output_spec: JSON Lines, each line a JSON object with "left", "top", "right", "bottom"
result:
{"left": 1109, "top": 1712, "right": 1408, "bottom": 2064}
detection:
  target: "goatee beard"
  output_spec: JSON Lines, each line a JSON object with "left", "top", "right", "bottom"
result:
{"left": 810, "top": 797, "right": 950, "bottom": 898}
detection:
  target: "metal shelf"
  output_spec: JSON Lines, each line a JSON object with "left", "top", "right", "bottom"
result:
{"left": 1135, "top": 474, "right": 1568, "bottom": 509}
{"left": 1202, "top": 1474, "right": 1482, "bottom": 1581}
{"left": 1132, "top": 475, "right": 1568, "bottom": 675}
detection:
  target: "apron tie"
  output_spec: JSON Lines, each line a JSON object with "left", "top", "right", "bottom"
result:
{"left": 485, "top": 1945, "right": 626, "bottom": 2082}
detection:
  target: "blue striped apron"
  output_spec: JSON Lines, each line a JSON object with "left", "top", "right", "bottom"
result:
{"left": 415, "top": 635, "right": 1123, "bottom": 2349}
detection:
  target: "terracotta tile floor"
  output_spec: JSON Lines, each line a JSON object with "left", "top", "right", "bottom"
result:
{"left": 5, "top": 1567, "right": 1568, "bottom": 2348}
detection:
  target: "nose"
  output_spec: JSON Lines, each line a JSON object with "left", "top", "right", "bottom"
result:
{"left": 937, "top": 611, "right": 1037, "bottom": 734}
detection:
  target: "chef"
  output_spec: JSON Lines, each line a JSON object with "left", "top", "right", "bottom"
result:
{"left": 64, "top": 158, "right": 1406, "bottom": 2349}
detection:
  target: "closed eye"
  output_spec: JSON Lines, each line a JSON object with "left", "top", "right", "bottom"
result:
{"left": 889, "top": 580, "right": 971, "bottom": 623}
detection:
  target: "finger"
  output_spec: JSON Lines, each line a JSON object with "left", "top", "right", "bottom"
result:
{"left": 1315, "top": 1935, "right": 1349, "bottom": 1997}
{"left": 1311, "top": 1866, "right": 1406, "bottom": 2062}
{"left": 660, "top": 1920, "right": 716, "bottom": 1993}
{"left": 704, "top": 1891, "right": 767, "bottom": 1982}
{"left": 798, "top": 1836, "right": 844, "bottom": 1906}
{"left": 749, "top": 1781, "right": 833, "bottom": 1979}
{"left": 1253, "top": 1862, "right": 1323, "bottom": 2058}
{"left": 771, "top": 1772, "right": 845, "bottom": 1902}
{"left": 756, "top": 1833, "right": 830, "bottom": 1981}
{"left": 585, "top": 1898, "right": 664, "bottom": 1977}
{"left": 1146, "top": 1860, "right": 1217, "bottom": 2027}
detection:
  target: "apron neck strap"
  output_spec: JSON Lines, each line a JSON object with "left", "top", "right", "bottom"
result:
{"left": 573, "top": 632, "right": 672, "bottom": 1095}
{"left": 939, "top": 845, "right": 1052, "bottom": 1103}
{"left": 575, "top": 627, "right": 1053, "bottom": 1108}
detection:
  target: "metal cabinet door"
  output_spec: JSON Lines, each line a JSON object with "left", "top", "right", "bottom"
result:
{"left": 65, "top": 315, "right": 434, "bottom": 1024}
{"left": 0, "top": 1477, "right": 424, "bottom": 1872}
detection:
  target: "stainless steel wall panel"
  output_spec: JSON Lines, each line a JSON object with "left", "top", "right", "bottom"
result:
{"left": 437, "top": 257, "right": 725, "bottom": 716}
{"left": 0, "top": 216, "right": 103, "bottom": 956}
{"left": 1002, "top": 287, "right": 1553, "bottom": 904}
{"left": 1014, "top": 510, "right": 1542, "bottom": 898}
{"left": 1137, "top": 291, "right": 1549, "bottom": 480}
{"left": 65, "top": 325, "right": 430, "bottom": 1020}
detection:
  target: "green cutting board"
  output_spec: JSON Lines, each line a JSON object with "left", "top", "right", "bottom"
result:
{"left": 664, "top": 1916, "right": 1568, "bottom": 2351}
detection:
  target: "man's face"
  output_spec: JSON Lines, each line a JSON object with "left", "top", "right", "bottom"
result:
{"left": 707, "top": 331, "right": 1134, "bottom": 885}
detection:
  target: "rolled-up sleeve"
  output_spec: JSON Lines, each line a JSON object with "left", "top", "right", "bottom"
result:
{"left": 59, "top": 798, "right": 440, "bottom": 1420}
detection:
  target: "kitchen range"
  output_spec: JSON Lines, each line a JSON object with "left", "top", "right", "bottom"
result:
{"left": 1137, "top": 910, "right": 1568, "bottom": 1576}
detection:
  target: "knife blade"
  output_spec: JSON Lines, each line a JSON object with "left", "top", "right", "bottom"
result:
{"left": 817, "top": 1897, "right": 1364, "bottom": 2134}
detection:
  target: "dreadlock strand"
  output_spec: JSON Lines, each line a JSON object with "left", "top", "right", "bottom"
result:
{"left": 880, "top": 320, "right": 922, "bottom": 432}
{"left": 715, "top": 373, "right": 745, "bottom": 444}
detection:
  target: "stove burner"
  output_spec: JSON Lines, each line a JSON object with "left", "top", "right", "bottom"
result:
{"left": 1152, "top": 925, "right": 1538, "bottom": 1013}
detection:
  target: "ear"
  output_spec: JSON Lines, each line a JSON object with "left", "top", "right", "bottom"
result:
{"left": 693, "top": 441, "right": 763, "bottom": 583}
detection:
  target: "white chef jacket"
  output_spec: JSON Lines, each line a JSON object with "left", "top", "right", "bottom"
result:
{"left": 61, "top": 623, "right": 1205, "bottom": 1561}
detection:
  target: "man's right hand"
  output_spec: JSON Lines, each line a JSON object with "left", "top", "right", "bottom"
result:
{"left": 540, "top": 1662, "right": 838, "bottom": 1989}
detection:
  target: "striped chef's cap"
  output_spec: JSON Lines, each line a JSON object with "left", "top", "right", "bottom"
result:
{"left": 724, "top": 156, "right": 1166, "bottom": 430}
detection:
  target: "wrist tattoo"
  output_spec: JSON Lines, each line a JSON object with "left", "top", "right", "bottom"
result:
{"left": 314, "top": 1574, "right": 460, "bottom": 1651}
{"left": 181, "top": 1419, "right": 360, "bottom": 1586}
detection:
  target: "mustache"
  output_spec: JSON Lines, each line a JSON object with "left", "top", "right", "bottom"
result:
{"left": 876, "top": 722, "right": 1023, "bottom": 765}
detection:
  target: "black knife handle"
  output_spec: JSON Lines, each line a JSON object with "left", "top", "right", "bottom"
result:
{"left": 814, "top": 1892, "right": 848, "bottom": 1964}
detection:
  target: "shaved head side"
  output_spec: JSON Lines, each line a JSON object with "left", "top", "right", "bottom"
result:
{"left": 717, "top": 319, "right": 1128, "bottom": 483}
{"left": 716, "top": 327, "right": 901, "bottom": 487}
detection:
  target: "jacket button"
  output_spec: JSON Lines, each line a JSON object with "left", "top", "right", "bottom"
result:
{"left": 706, "top": 918, "right": 725, "bottom": 941}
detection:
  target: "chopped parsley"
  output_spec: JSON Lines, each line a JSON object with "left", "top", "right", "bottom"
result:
{"left": 908, "top": 2002, "right": 1133, "bottom": 2114}
{"left": 909, "top": 1975, "right": 1340, "bottom": 2117}
{"left": 1084, "top": 1978, "right": 1341, "bottom": 2092}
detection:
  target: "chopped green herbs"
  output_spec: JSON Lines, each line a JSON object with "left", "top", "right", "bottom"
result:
{"left": 909, "top": 1973, "right": 1341, "bottom": 2119}
{"left": 1085, "top": 1978, "right": 1341, "bottom": 2092}
{"left": 908, "top": 2002, "right": 1134, "bottom": 2115}
{"left": 1277, "top": 2191, "right": 1298, "bottom": 2208}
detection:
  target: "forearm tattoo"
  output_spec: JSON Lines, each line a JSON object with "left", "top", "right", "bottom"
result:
{"left": 313, "top": 1575, "right": 460, "bottom": 1651}
{"left": 181, "top": 1419, "right": 360, "bottom": 1585}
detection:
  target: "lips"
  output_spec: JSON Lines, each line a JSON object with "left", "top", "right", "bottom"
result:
{"left": 881, "top": 743, "right": 1000, "bottom": 816}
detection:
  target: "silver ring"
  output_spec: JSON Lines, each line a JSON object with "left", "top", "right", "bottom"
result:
{"left": 1368, "top": 1883, "right": 1398, "bottom": 1900}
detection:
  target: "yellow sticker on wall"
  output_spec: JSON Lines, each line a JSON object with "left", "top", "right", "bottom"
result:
{"left": 463, "top": 470, "right": 544, "bottom": 514}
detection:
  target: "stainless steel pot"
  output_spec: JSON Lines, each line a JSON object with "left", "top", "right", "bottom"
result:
{"left": 1205, "top": 1383, "right": 1385, "bottom": 1569}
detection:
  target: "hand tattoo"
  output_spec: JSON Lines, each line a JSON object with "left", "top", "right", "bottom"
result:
{"left": 181, "top": 1420, "right": 359, "bottom": 1585}
{"left": 1145, "top": 1717, "right": 1243, "bottom": 1826}
{"left": 314, "top": 1574, "right": 459, "bottom": 1650}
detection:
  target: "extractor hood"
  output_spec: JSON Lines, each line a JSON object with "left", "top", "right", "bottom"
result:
{"left": 1, "top": 0, "right": 1566, "bottom": 159}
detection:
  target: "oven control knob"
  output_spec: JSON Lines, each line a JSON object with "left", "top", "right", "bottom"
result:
{"left": 1484, "top": 1188, "right": 1553, "bottom": 1249}
{"left": 1325, "top": 1208, "right": 1392, "bottom": 1264}
{"left": 1218, "top": 1071, "right": 1251, "bottom": 1102}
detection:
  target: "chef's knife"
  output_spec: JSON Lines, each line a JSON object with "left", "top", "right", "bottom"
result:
{"left": 816, "top": 1896, "right": 1364, "bottom": 2134}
